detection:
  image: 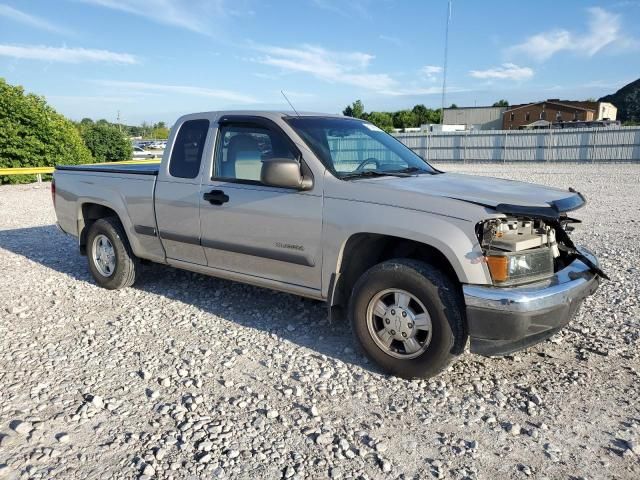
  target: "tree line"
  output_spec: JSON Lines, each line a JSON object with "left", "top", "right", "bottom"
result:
{"left": 342, "top": 99, "right": 511, "bottom": 132}
{"left": 0, "top": 78, "right": 168, "bottom": 184}
{"left": 342, "top": 100, "right": 442, "bottom": 132}
{"left": 76, "top": 118, "right": 170, "bottom": 140}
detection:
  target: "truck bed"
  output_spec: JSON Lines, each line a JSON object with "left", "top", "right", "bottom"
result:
{"left": 53, "top": 162, "right": 166, "bottom": 263}
{"left": 56, "top": 163, "right": 159, "bottom": 175}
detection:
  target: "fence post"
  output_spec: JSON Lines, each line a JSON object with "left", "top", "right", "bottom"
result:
{"left": 591, "top": 128, "right": 598, "bottom": 163}
{"left": 503, "top": 130, "right": 508, "bottom": 163}
{"left": 36, "top": 173, "right": 42, "bottom": 183}
{"left": 463, "top": 129, "right": 468, "bottom": 164}
{"left": 426, "top": 130, "right": 431, "bottom": 162}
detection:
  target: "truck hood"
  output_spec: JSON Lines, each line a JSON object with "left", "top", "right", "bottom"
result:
{"left": 361, "top": 172, "right": 585, "bottom": 217}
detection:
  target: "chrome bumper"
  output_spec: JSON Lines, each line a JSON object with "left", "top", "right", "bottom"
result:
{"left": 463, "top": 248, "right": 600, "bottom": 356}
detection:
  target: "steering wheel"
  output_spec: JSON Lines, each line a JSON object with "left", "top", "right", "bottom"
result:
{"left": 355, "top": 157, "right": 380, "bottom": 171}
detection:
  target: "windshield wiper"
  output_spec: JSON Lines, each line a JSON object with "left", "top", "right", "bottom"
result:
{"left": 386, "top": 166, "right": 431, "bottom": 175}
{"left": 340, "top": 170, "right": 413, "bottom": 180}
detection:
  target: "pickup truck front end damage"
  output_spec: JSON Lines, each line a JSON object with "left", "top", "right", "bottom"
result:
{"left": 461, "top": 190, "right": 605, "bottom": 356}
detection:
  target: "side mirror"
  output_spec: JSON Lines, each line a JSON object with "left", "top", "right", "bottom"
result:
{"left": 261, "top": 157, "right": 312, "bottom": 190}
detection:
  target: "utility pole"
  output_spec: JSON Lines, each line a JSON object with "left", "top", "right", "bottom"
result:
{"left": 440, "top": 0, "right": 452, "bottom": 125}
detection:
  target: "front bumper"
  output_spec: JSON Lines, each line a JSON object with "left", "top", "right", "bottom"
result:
{"left": 463, "top": 248, "right": 600, "bottom": 356}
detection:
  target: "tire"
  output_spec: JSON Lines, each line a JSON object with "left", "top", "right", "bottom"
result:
{"left": 349, "top": 258, "right": 466, "bottom": 379}
{"left": 86, "top": 217, "right": 139, "bottom": 290}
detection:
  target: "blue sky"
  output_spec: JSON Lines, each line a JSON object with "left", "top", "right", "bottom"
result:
{"left": 1, "top": 0, "right": 639, "bottom": 124}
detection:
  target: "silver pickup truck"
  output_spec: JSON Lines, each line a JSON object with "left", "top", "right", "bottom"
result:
{"left": 53, "top": 111, "right": 605, "bottom": 378}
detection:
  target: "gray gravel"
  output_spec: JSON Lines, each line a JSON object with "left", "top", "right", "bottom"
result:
{"left": 1, "top": 163, "right": 639, "bottom": 479}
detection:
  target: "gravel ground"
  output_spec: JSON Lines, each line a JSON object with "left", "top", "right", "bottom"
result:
{"left": 0, "top": 163, "right": 639, "bottom": 480}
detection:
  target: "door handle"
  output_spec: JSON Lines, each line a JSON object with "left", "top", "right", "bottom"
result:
{"left": 203, "top": 189, "right": 229, "bottom": 205}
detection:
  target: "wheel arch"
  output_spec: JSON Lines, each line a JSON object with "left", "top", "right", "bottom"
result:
{"left": 329, "top": 233, "right": 463, "bottom": 310}
{"left": 78, "top": 202, "right": 124, "bottom": 255}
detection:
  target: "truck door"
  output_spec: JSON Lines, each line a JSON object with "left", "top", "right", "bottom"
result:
{"left": 155, "top": 118, "right": 212, "bottom": 265}
{"left": 198, "top": 117, "right": 323, "bottom": 290}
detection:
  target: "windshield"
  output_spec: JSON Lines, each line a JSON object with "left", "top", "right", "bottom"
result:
{"left": 285, "top": 117, "right": 436, "bottom": 178}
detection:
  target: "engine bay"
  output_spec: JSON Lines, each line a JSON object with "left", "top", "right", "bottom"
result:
{"left": 478, "top": 217, "right": 561, "bottom": 258}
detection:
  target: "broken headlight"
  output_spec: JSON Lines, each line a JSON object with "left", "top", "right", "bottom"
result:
{"left": 485, "top": 248, "right": 554, "bottom": 286}
{"left": 478, "top": 217, "right": 559, "bottom": 286}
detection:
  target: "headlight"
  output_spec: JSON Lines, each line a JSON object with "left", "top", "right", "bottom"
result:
{"left": 485, "top": 247, "right": 554, "bottom": 286}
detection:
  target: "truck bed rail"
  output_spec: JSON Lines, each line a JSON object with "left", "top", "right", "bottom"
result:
{"left": 55, "top": 162, "right": 159, "bottom": 176}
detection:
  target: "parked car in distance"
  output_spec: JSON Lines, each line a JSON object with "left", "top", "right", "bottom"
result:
{"left": 52, "top": 111, "right": 606, "bottom": 379}
{"left": 132, "top": 146, "right": 156, "bottom": 159}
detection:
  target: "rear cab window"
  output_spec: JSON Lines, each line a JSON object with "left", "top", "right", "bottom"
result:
{"left": 169, "top": 119, "right": 210, "bottom": 179}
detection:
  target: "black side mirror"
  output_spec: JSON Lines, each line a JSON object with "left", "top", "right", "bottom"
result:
{"left": 261, "top": 158, "right": 312, "bottom": 190}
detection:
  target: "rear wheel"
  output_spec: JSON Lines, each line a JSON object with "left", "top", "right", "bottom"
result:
{"left": 349, "top": 258, "right": 466, "bottom": 379}
{"left": 86, "top": 217, "right": 138, "bottom": 289}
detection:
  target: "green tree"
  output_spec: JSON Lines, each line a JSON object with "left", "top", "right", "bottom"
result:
{"left": 367, "top": 111, "right": 394, "bottom": 132}
{"left": 411, "top": 104, "right": 430, "bottom": 125}
{"left": 141, "top": 121, "right": 152, "bottom": 138}
{"left": 411, "top": 104, "right": 441, "bottom": 125}
{"left": 81, "top": 123, "right": 132, "bottom": 163}
{"left": 152, "top": 125, "right": 170, "bottom": 139}
{"left": 449, "top": 103, "right": 458, "bottom": 109}
{"left": 124, "top": 125, "right": 144, "bottom": 137}
{"left": 343, "top": 100, "right": 365, "bottom": 119}
{"left": 392, "top": 110, "right": 418, "bottom": 129}
{"left": 492, "top": 99, "right": 509, "bottom": 107}
{"left": 0, "top": 78, "right": 92, "bottom": 184}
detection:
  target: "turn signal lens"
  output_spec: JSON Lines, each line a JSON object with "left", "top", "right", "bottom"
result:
{"left": 486, "top": 255, "right": 509, "bottom": 282}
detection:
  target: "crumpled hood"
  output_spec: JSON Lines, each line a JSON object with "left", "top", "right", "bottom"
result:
{"left": 372, "top": 172, "right": 584, "bottom": 213}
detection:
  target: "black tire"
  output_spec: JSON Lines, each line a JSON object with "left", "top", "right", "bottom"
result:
{"left": 86, "top": 217, "right": 139, "bottom": 290}
{"left": 349, "top": 258, "right": 466, "bottom": 379}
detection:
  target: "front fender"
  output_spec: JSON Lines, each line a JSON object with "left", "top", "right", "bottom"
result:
{"left": 321, "top": 198, "right": 492, "bottom": 297}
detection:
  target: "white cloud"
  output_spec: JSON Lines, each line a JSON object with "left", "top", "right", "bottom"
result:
{"left": 0, "top": 44, "right": 137, "bottom": 63}
{"left": 509, "top": 7, "right": 637, "bottom": 61}
{"left": 0, "top": 4, "right": 73, "bottom": 35}
{"left": 469, "top": 63, "right": 534, "bottom": 81}
{"left": 96, "top": 80, "right": 258, "bottom": 104}
{"left": 79, "top": 0, "right": 224, "bottom": 35}
{"left": 421, "top": 65, "right": 442, "bottom": 81}
{"left": 252, "top": 44, "right": 463, "bottom": 97}
{"left": 254, "top": 44, "right": 395, "bottom": 91}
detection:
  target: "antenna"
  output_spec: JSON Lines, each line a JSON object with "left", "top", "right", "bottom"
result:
{"left": 281, "top": 90, "right": 301, "bottom": 117}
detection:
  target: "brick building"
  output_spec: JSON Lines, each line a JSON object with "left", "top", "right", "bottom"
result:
{"left": 502, "top": 100, "right": 617, "bottom": 129}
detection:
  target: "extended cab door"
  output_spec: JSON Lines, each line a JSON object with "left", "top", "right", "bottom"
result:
{"left": 198, "top": 116, "right": 323, "bottom": 290}
{"left": 155, "top": 117, "right": 213, "bottom": 265}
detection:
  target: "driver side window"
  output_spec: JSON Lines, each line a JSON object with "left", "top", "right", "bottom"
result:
{"left": 213, "top": 124, "right": 296, "bottom": 182}
{"left": 326, "top": 129, "right": 407, "bottom": 173}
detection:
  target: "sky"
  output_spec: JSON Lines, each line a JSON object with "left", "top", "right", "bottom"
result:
{"left": 1, "top": 0, "right": 639, "bottom": 125}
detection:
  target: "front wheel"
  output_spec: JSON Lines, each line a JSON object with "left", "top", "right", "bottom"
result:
{"left": 86, "top": 217, "right": 139, "bottom": 290}
{"left": 349, "top": 259, "right": 466, "bottom": 379}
